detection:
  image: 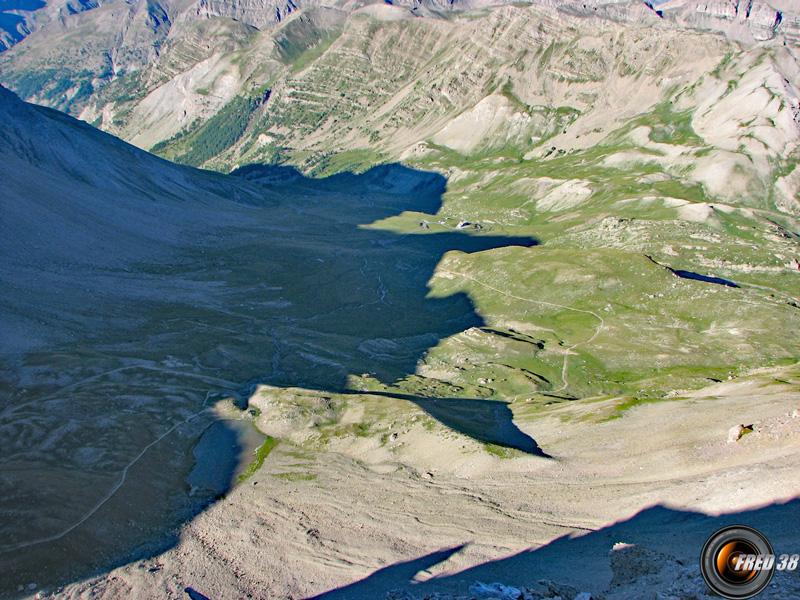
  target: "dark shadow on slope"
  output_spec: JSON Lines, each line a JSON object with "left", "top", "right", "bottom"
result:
{"left": 184, "top": 587, "right": 212, "bottom": 600}
{"left": 672, "top": 269, "right": 739, "bottom": 288}
{"left": 645, "top": 255, "right": 739, "bottom": 288}
{"left": 308, "top": 498, "right": 800, "bottom": 599}
{"left": 1, "top": 147, "right": 544, "bottom": 596}
{"left": 351, "top": 391, "right": 550, "bottom": 457}
{"left": 221, "top": 163, "right": 541, "bottom": 394}
{"left": 306, "top": 545, "right": 468, "bottom": 600}
{"left": 0, "top": 1, "right": 46, "bottom": 49}
{"left": 0, "top": 0, "right": 46, "bottom": 8}
{"left": 220, "top": 164, "right": 545, "bottom": 452}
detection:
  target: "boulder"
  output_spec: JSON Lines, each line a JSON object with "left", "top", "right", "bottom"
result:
{"left": 469, "top": 581, "right": 523, "bottom": 600}
{"left": 727, "top": 423, "right": 754, "bottom": 443}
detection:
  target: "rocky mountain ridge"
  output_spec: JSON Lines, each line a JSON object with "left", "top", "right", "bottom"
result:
{"left": 3, "top": 0, "right": 798, "bottom": 53}
{"left": 655, "top": 0, "right": 798, "bottom": 43}
{"left": 0, "top": 0, "right": 106, "bottom": 51}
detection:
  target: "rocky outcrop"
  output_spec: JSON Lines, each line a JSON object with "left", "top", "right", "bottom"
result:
{"left": 694, "top": 1, "right": 783, "bottom": 40}
{"left": 0, "top": 1, "right": 45, "bottom": 51}
{"left": 66, "top": 0, "right": 101, "bottom": 14}
{"left": 2, "top": 0, "right": 799, "bottom": 166}
{"left": 0, "top": 0, "right": 109, "bottom": 52}
{"left": 656, "top": 0, "right": 796, "bottom": 44}
{"left": 537, "top": 0, "right": 660, "bottom": 24}
{"left": 0, "top": 19, "right": 30, "bottom": 52}
{"left": 196, "top": 0, "right": 306, "bottom": 28}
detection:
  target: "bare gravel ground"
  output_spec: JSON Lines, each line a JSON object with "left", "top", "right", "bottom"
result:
{"left": 46, "top": 366, "right": 800, "bottom": 600}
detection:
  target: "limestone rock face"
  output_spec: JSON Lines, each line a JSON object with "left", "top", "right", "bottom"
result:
{"left": 3, "top": 0, "right": 796, "bottom": 53}
{"left": 0, "top": 0, "right": 119, "bottom": 51}
{"left": 535, "top": 0, "right": 660, "bottom": 23}
{"left": 196, "top": 0, "right": 303, "bottom": 28}
{"left": 656, "top": 0, "right": 794, "bottom": 43}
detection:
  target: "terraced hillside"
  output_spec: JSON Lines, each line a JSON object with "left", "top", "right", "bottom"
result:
{"left": 2, "top": 1, "right": 799, "bottom": 169}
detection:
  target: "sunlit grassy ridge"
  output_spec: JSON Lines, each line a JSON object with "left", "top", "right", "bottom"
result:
{"left": 372, "top": 93, "right": 800, "bottom": 407}
{"left": 239, "top": 436, "right": 279, "bottom": 483}
{"left": 146, "top": 26, "right": 800, "bottom": 410}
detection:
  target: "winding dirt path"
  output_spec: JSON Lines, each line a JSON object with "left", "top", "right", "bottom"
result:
{"left": 438, "top": 269, "right": 605, "bottom": 394}
{"left": 0, "top": 395, "right": 215, "bottom": 555}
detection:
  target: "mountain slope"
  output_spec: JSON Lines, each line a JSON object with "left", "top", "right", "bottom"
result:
{"left": 0, "top": 83, "right": 282, "bottom": 593}
{"left": 0, "top": 86, "right": 541, "bottom": 596}
{"left": 0, "top": 83, "right": 268, "bottom": 352}
{"left": 1, "top": 0, "right": 799, "bottom": 177}
{"left": 1, "top": 3, "right": 800, "bottom": 597}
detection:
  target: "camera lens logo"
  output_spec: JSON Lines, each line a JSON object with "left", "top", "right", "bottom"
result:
{"left": 701, "top": 526, "right": 775, "bottom": 599}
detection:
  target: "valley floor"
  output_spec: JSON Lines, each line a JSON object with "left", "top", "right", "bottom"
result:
{"left": 53, "top": 366, "right": 800, "bottom": 600}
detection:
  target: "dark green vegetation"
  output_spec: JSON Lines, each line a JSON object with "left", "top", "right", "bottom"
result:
{"left": 310, "top": 148, "right": 387, "bottom": 176}
{"left": 271, "top": 472, "right": 317, "bottom": 481}
{"left": 274, "top": 16, "right": 343, "bottom": 75}
{"left": 4, "top": 67, "right": 98, "bottom": 112}
{"left": 237, "top": 436, "right": 278, "bottom": 483}
{"left": 155, "top": 94, "right": 264, "bottom": 166}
